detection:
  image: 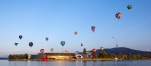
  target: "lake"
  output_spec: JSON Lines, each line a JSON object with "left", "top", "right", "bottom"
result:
{"left": 0, "top": 60, "right": 151, "bottom": 66}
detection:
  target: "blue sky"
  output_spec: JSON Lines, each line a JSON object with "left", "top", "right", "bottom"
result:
{"left": 0, "top": 0, "right": 151, "bottom": 55}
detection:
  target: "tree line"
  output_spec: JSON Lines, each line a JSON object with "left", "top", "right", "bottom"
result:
{"left": 8, "top": 48, "right": 151, "bottom": 60}
{"left": 8, "top": 53, "right": 28, "bottom": 60}
{"left": 83, "top": 48, "right": 151, "bottom": 60}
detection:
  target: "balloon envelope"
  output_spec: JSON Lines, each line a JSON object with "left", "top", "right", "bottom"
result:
{"left": 100, "top": 47, "right": 104, "bottom": 51}
{"left": 91, "top": 26, "right": 95, "bottom": 32}
{"left": 50, "top": 48, "right": 54, "bottom": 51}
{"left": 14, "top": 43, "right": 18, "bottom": 46}
{"left": 92, "top": 48, "right": 96, "bottom": 52}
{"left": 127, "top": 5, "right": 132, "bottom": 10}
{"left": 19, "top": 35, "right": 23, "bottom": 40}
{"left": 60, "top": 41, "right": 65, "bottom": 46}
{"left": 40, "top": 49, "right": 44, "bottom": 53}
{"left": 115, "top": 12, "right": 121, "bottom": 19}
{"left": 81, "top": 43, "right": 83, "bottom": 46}
{"left": 74, "top": 31, "right": 78, "bottom": 35}
{"left": 29, "top": 42, "right": 33, "bottom": 47}
{"left": 45, "top": 37, "right": 49, "bottom": 41}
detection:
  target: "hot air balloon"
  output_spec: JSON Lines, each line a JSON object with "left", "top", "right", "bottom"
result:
{"left": 14, "top": 43, "right": 18, "bottom": 46}
{"left": 91, "top": 26, "right": 95, "bottom": 32}
{"left": 45, "top": 37, "right": 49, "bottom": 41}
{"left": 115, "top": 12, "right": 121, "bottom": 19}
{"left": 112, "top": 37, "right": 114, "bottom": 38}
{"left": 50, "top": 48, "right": 54, "bottom": 52}
{"left": 127, "top": 5, "right": 132, "bottom": 10}
{"left": 29, "top": 42, "right": 33, "bottom": 47}
{"left": 19, "top": 35, "right": 23, "bottom": 40}
{"left": 60, "top": 41, "right": 65, "bottom": 47}
{"left": 100, "top": 47, "right": 104, "bottom": 51}
{"left": 92, "top": 48, "right": 96, "bottom": 52}
{"left": 81, "top": 43, "right": 83, "bottom": 46}
{"left": 74, "top": 31, "right": 78, "bottom": 35}
{"left": 40, "top": 49, "right": 44, "bottom": 53}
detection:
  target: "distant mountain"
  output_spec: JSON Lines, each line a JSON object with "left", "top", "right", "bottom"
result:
{"left": 86, "top": 47, "right": 151, "bottom": 54}
{"left": 0, "top": 55, "right": 8, "bottom": 58}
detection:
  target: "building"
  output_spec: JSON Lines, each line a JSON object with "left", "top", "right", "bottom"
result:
{"left": 29, "top": 52, "right": 76, "bottom": 59}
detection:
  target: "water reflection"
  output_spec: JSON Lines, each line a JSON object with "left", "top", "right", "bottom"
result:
{"left": 93, "top": 60, "right": 97, "bottom": 66}
{"left": 3, "top": 60, "right": 151, "bottom": 66}
{"left": 76, "top": 60, "right": 78, "bottom": 66}
{"left": 28, "top": 60, "right": 30, "bottom": 66}
{"left": 83, "top": 61, "right": 87, "bottom": 66}
{"left": 101, "top": 61, "right": 105, "bottom": 66}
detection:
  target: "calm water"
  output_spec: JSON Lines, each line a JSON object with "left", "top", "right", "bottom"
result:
{"left": 0, "top": 60, "right": 151, "bottom": 66}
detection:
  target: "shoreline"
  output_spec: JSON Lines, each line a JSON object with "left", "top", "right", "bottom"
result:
{"left": 7, "top": 58, "right": 151, "bottom": 61}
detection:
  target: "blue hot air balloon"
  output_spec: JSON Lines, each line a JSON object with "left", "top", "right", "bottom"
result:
{"left": 19, "top": 35, "right": 23, "bottom": 40}
{"left": 81, "top": 43, "right": 83, "bottom": 46}
{"left": 45, "top": 37, "right": 49, "bottom": 41}
{"left": 29, "top": 42, "right": 33, "bottom": 47}
{"left": 14, "top": 43, "right": 18, "bottom": 46}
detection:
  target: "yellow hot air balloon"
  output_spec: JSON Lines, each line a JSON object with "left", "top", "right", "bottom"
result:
{"left": 100, "top": 47, "right": 104, "bottom": 51}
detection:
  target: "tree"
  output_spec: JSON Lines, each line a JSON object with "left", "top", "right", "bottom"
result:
{"left": 83, "top": 48, "right": 87, "bottom": 58}
{"left": 24, "top": 53, "right": 28, "bottom": 59}
{"left": 8, "top": 54, "right": 13, "bottom": 59}
{"left": 117, "top": 52, "right": 122, "bottom": 59}
{"left": 92, "top": 52, "right": 97, "bottom": 58}
{"left": 100, "top": 52, "right": 108, "bottom": 58}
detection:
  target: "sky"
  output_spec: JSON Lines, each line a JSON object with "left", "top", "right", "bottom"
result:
{"left": 0, "top": 0, "right": 151, "bottom": 56}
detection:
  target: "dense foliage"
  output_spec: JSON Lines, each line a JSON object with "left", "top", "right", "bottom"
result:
{"left": 97, "top": 52, "right": 151, "bottom": 60}
{"left": 8, "top": 53, "right": 28, "bottom": 60}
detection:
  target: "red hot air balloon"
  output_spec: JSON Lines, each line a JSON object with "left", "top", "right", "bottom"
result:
{"left": 91, "top": 26, "right": 95, "bottom": 32}
{"left": 40, "top": 49, "right": 44, "bottom": 53}
{"left": 92, "top": 48, "right": 96, "bottom": 52}
{"left": 115, "top": 12, "right": 121, "bottom": 19}
{"left": 74, "top": 31, "right": 78, "bottom": 35}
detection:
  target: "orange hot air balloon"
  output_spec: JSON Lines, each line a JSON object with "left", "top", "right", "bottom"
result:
{"left": 74, "top": 31, "right": 78, "bottom": 35}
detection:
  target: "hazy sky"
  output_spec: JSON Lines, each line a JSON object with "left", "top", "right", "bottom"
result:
{"left": 0, "top": 0, "right": 151, "bottom": 55}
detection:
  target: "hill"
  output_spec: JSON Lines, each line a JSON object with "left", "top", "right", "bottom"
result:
{"left": 86, "top": 47, "right": 151, "bottom": 54}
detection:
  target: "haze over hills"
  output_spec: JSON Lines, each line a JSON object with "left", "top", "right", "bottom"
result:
{"left": 89, "top": 47, "right": 151, "bottom": 54}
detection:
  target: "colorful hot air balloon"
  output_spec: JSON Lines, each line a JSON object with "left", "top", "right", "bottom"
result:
{"left": 45, "top": 37, "right": 49, "bottom": 41}
{"left": 14, "top": 43, "right": 18, "bottom": 46}
{"left": 100, "top": 47, "right": 104, "bottom": 51}
{"left": 127, "top": 5, "right": 132, "bottom": 10}
{"left": 60, "top": 41, "right": 65, "bottom": 47}
{"left": 74, "top": 31, "right": 78, "bottom": 35}
{"left": 91, "top": 26, "right": 95, "bottom": 32}
{"left": 92, "top": 48, "right": 96, "bottom": 52}
{"left": 50, "top": 48, "right": 54, "bottom": 52}
{"left": 115, "top": 12, "right": 121, "bottom": 19}
{"left": 29, "top": 42, "right": 33, "bottom": 47}
{"left": 40, "top": 49, "right": 44, "bottom": 53}
{"left": 19, "top": 35, "right": 22, "bottom": 40}
{"left": 81, "top": 43, "right": 83, "bottom": 46}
